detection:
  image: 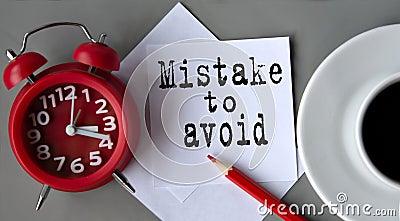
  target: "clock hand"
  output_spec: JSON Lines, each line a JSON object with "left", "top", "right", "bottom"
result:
{"left": 74, "top": 128, "right": 110, "bottom": 140}
{"left": 72, "top": 109, "right": 100, "bottom": 132}
{"left": 70, "top": 108, "right": 101, "bottom": 134}
{"left": 71, "top": 109, "right": 100, "bottom": 131}
{"left": 66, "top": 108, "right": 105, "bottom": 139}
{"left": 73, "top": 109, "right": 81, "bottom": 125}
{"left": 69, "top": 89, "right": 76, "bottom": 126}
{"left": 75, "top": 126, "right": 98, "bottom": 132}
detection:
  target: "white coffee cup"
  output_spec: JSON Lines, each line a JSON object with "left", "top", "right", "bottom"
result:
{"left": 298, "top": 24, "right": 400, "bottom": 221}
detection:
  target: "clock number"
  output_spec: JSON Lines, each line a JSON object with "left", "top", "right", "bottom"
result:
{"left": 27, "top": 129, "right": 41, "bottom": 144}
{"left": 95, "top": 99, "right": 108, "bottom": 114}
{"left": 37, "top": 111, "right": 50, "bottom": 126}
{"left": 40, "top": 94, "right": 57, "bottom": 109}
{"left": 36, "top": 145, "right": 50, "bottom": 160}
{"left": 70, "top": 158, "right": 84, "bottom": 174}
{"left": 52, "top": 153, "right": 102, "bottom": 173}
{"left": 89, "top": 151, "right": 102, "bottom": 166}
{"left": 55, "top": 87, "right": 64, "bottom": 101}
{"left": 48, "top": 94, "right": 56, "bottom": 108}
{"left": 99, "top": 138, "right": 114, "bottom": 149}
{"left": 103, "top": 116, "right": 116, "bottom": 131}
{"left": 55, "top": 85, "right": 77, "bottom": 101}
{"left": 29, "top": 111, "right": 50, "bottom": 127}
{"left": 53, "top": 156, "right": 66, "bottom": 171}
{"left": 39, "top": 95, "right": 48, "bottom": 109}
{"left": 82, "top": 88, "right": 90, "bottom": 102}
{"left": 28, "top": 113, "right": 36, "bottom": 126}
{"left": 64, "top": 85, "right": 77, "bottom": 101}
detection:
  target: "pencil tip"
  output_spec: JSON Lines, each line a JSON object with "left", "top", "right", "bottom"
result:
{"left": 207, "top": 155, "right": 216, "bottom": 162}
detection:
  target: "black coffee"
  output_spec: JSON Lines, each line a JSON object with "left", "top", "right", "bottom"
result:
{"left": 362, "top": 81, "right": 400, "bottom": 183}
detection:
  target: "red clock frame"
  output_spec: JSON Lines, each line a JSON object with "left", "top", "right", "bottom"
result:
{"left": 9, "top": 63, "right": 134, "bottom": 192}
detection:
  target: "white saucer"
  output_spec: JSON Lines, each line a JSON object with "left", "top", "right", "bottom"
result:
{"left": 298, "top": 24, "right": 400, "bottom": 221}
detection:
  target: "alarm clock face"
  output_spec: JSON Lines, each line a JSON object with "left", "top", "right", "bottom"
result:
{"left": 9, "top": 69, "right": 129, "bottom": 192}
{"left": 23, "top": 83, "right": 118, "bottom": 178}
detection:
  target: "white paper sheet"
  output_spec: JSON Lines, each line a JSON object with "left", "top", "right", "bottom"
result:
{"left": 149, "top": 37, "right": 297, "bottom": 189}
{"left": 167, "top": 149, "right": 304, "bottom": 203}
{"left": 115, "top": 3, "right": 216, "bottom": 84}
{"left": 116, "top": 3, "right": 301, "bottom": 220}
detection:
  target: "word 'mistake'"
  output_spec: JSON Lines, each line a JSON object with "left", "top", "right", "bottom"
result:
{"left": 157, "top": 57, "right": 283, "bottom": 148}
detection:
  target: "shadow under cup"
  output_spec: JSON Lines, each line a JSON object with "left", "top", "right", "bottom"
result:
{"left": 362, "top": 81, "right": 400, "bottom": 184}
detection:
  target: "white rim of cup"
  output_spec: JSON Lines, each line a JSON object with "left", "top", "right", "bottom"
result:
{"left": 356, "top": 72, "right": 400, "bottom": 190}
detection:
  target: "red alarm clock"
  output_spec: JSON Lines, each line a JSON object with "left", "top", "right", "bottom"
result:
{"left": 3, "top": 22, "right": 139, "bottom": 210}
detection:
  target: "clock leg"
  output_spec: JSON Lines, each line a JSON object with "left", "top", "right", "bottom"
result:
{"left": 35, "top": 184, "right": 51, "bottom": 211}
{"left": 112, "top": 170, "right": 135, "bottom": 195}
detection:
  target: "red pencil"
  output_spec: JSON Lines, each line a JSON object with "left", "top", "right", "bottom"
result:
{"left": 207, "top": 155, "right": 307, "bottom": 221}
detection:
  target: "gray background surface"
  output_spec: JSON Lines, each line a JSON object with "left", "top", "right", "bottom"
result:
{"left": 1, "top": 1, "right": 399, "bottom": 220}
